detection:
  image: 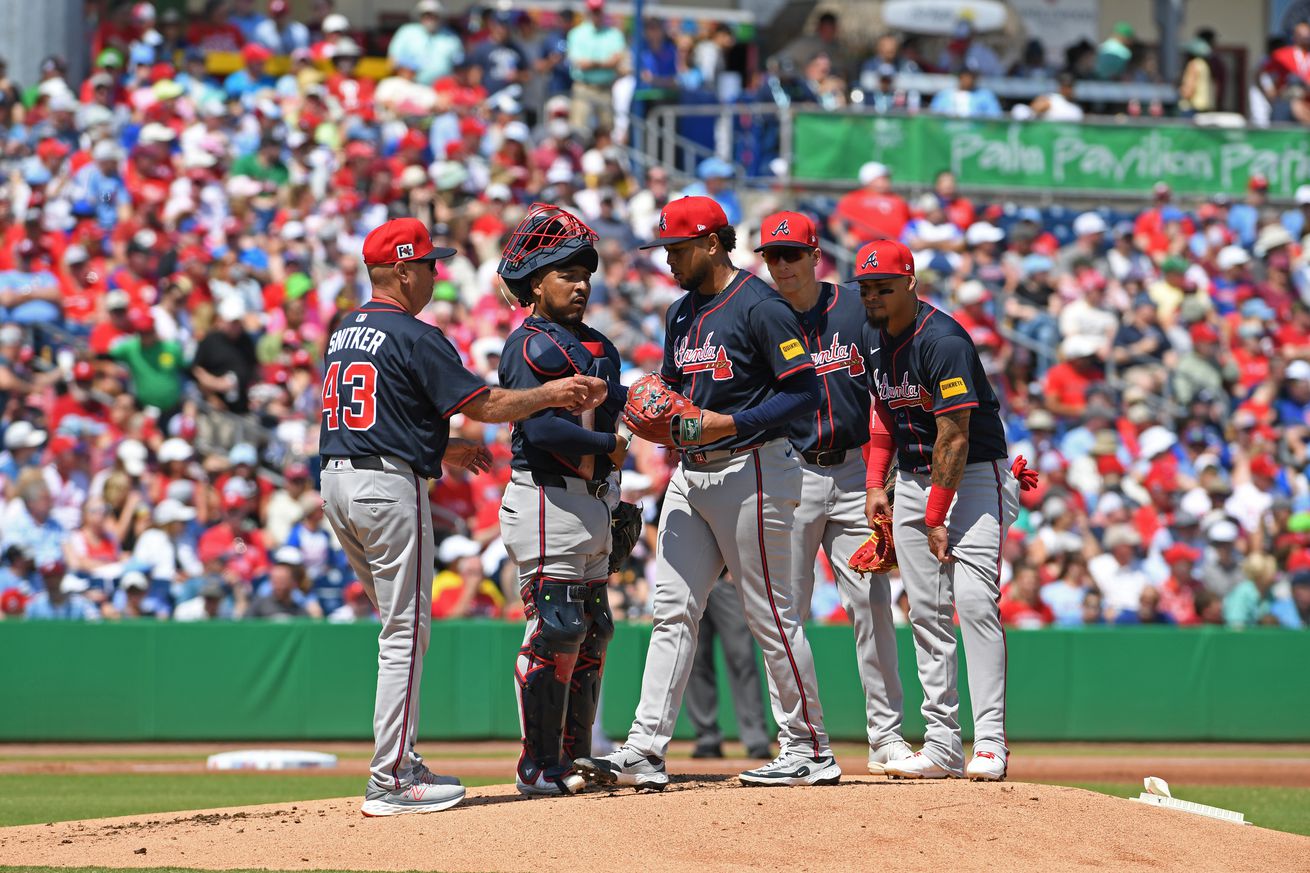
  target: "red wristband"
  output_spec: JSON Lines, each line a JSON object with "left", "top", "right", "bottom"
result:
{"left": 864, "top": 430, "right": 894, "bottom": 489}
{"left": 924, "top": 487, "right": 956, "bottom": 528}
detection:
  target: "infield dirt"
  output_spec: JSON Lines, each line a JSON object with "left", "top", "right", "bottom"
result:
{"left": 1, "top": 776, "right": 1306, "bottom": 873}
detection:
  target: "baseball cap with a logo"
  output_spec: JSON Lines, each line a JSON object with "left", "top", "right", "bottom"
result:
{"left": 361, "top": 218, "right": 457, "bottom": 265}
{"left": 847, "top": 239, "right": 916, "bottom": 283}
{"left": 638, "top": 196, "right": 729, "bottom": 249}
{"left": 754, "top": 211, "right": 818, "bottom": 252}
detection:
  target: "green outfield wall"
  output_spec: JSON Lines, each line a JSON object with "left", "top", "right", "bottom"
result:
{"left": 793, "top": 113, "right": 1310, "bottom": 198}
{"left": 1, "top": 622, "right": 1306, "bottom": 742}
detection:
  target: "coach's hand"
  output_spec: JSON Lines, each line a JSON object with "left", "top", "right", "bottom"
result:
{"left": 928, "top": 525, "right": 955, "bottom": 564}
{"left": 575, "top": 375, "right": 609, "bottom": 413}
{"left": 445, "top": 439, "right": 493, "bottom": 474}
{"left": 541, "top": 375, "right": 591, "bottom": 410}
{"left": 865, "top": 487, "right": 891, "bottom": 527}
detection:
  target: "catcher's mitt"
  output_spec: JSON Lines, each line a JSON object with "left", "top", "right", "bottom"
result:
{"left": 608, "top": 500, "right": 643, "bottom": 574}
{"left": 848, "top": 514, "right": 897, "bottom": 574}
{"left": 623, "top": 374, "right": 705, "bottom": 448}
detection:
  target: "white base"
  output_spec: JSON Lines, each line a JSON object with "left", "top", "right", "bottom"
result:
{"left": 206, "top": 749, "right": 339, "bottom": 771}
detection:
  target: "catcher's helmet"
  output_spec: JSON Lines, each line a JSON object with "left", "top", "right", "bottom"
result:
{"left": 497, "top": 202, "right": 599, "bottom": 305}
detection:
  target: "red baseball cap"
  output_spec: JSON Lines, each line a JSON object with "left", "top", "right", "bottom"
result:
{"left": 1162, "top": 543, "right": 1201, "bottom": 564}
{"left": 222, "top": 492, "right": 248, "bottom": 511}
{"left": 361, "top": 218, "right": 456, "bottom": 265}
{"left": 1248, "top": 174, "right": 1269, "bottom": 191}
{"left": 73, "top": 360, "right": 94, "bottom": 382}
{"left": 129, "top": 308, "right": 156, "bottom": 333}
{"left": 754, "top": 211, "right": 818, "bottom": 252}
{"left": 242, "top": 43, "right": 272, "bottom": 64}
{"left": 848, "top": 239, "right": 915, "bottom": 282}
{"left": 0, "top": 588, "right": 27, "bottom": 616}
{"left": 48, "top": 435, "right": 77, "bottom": 455}
{"left": 291, "top": 349, "right": 313, "bottom": 368}
{"left": 1189, "top": 322, "right": 1220, "bottom": 344}
{"left": 639, "top": 196, "right": 729, "bottom": 249}
{"left": 1250, "top": 455, "right": 1280, "bottom": 478}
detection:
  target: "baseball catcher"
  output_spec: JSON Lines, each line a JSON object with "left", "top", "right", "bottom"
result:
{"left": 495, "top": 203, "right": 628, "bottom": 796}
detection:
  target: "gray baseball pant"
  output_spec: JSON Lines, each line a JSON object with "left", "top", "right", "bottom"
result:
{"left": 321, "top": 455, "right": 433, "bottom": 795}
{"left": 768, "top": 453, "right": 904, "bottom": 750}
{"left": 684, "top": 577, "right": 770, "bottom": 753}
{"left": 893, "top": 461, "right": 1020, "bottom": 775}
{"left": 626, "top": 438, "right": 831, "bottom": 759}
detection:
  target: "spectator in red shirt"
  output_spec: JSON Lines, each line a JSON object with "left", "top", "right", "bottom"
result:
{"left": 933, "top": 170, "right": 975, "bottom": 231}
{"left": 324, "top": 39, "right": 375, "bottom": 116}
{"left": 1043, "top": 334, "right": 1105, "bottom": 420}
{"left": 999, "top": 563, "right": 1054, "bottom": 627}
{"left": 88, "top": 290, "right": 135, "bottom": 356}
{"left": 187, "top": 0, "right": 247, "bottom": 53}
{"left": 830, "top": 161, "right": 911, "bottom": 249}
{"left": 1158, "top": 543, "right": 1202, "bottom": 625}
{"left": 1270, "top": 23, "right": 1310, "bottom": 91}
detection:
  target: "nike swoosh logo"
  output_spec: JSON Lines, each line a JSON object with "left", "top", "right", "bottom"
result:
{"left": 676, "top": 315, "right": 689, "bottom": 323}
{"left": 868, "top": 347, "right": 880, "bottom": 354}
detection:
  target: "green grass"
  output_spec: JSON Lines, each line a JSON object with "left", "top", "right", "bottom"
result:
{"left": 1046, "top": 781, "right": 1310, "bottom": 836}
{"left": 0, "top": 774, "right": 504, "bottom": 828}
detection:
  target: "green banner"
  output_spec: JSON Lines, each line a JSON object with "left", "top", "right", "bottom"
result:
{"left": 794, "top": 113, "right": 1310, "bottom": 197}
{"left": 2, "top": 622, "right": 1308, "bottom": 742}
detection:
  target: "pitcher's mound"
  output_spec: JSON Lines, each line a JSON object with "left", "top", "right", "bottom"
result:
{"left": 1, "top": 776, "right": 1305, "bottom": 872}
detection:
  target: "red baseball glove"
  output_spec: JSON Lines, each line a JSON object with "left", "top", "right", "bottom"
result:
{"left": 623, "top": 374, "right": 705, "bottom": 448}
{"left": 848, "top": 513, "right": 897, "bottom": 574}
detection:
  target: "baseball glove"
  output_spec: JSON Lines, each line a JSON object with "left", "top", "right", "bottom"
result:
{"left": 608, "top": 500, "right": 643, "bottom": 574}
{"left": 848, "top": 514, "right": 897, "bottom": 574}
{"left": 623, "top": 374, "right": 705, "bottom": 448}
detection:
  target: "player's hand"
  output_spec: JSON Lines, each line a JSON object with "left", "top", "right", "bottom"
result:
{"left": 928, "top": 525, "right": 955, "bottom": 565}
{"left": 574, "top": 375, "right": 609, "bottom": 413}
{"left": 541, "top": 375, "right": 590, "bottom": 410}
{"left": 607, "top": 433, "right": 629, "bottom": 468}
{"left": 865, "top": 488, "right": 891, "bottom": 526}
{"left": 445, "top": 438, "right": 493, "bottom": 475}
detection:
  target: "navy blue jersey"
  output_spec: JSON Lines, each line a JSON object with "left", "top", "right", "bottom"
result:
{"left": 661, "top": 270, "right": 815, "bottom": 452}
{"left": 787, "top": 282, "right": 870, "bottom": 454}
{"left": 318, "top": 300, "right": 489, "bottom": 479}
{"left": 499, "top": 316, "right": 624, "bottom": 479}
{"left": 861, "top": 301, "right": 1008, "bottom": 475}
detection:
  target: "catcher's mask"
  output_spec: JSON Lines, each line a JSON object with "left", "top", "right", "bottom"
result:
{"left": 497, "top": 202, "right": 599, "bottom": 306}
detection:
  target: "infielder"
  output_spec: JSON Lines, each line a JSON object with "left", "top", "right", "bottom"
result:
{"left": 495, "top": 204, "right": 627, "bottom": 797}
{"left": 852, "top": 238, "right": 1020, "bottom": 781}
{"left": 756, "top": 211, "right": 909, "bottom": 774}
{"left": 575, "top": 196, "right": 840, "bottom": 789}
{"left": 319, "top": 218, "right": 604, "bottom": 816}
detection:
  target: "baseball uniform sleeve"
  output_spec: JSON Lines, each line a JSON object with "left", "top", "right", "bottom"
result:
{"left": 660, "top": 304, "right": 685, "bottom": 389}
{"left": 922, "top": 333, "right": 982, "bottom": 416}
{"left": 410, "top": 329, "right": 490, "bottom": 418}
{"left": 748, "top": 296, "right": 816, "bottom": 381}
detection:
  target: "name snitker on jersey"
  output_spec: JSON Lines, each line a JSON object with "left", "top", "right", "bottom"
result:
{"left": 328, "top": 323, "right": 390, "bottom": 356}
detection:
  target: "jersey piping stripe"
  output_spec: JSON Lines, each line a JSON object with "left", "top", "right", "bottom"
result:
{"left": 991, "top": 459, "right": 1009, "bottom": 752}
{"left": 686, "top": 271, "right": 747, "bottom": 398}
{"left": 521, "top": 337, "right": 571, "bottom": 377}
{"left": 522, "top": 325, "right": 581, "bottom": 376}
{"left": 934, "top": 400, "right": 979, "bottom": 417}
{"left": 389, "top": 473, "right": 424, "bottom": 790}
{"left": 752, "top": 449, "right": 822, "bottom": 756}
{"left": 444, "top": 385, "right": 489, "bottom": 418}
{"left": 776, "top": 361, "right": 814, "bottom": 380}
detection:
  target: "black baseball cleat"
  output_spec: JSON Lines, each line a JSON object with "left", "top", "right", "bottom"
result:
{"left": 573, "top": 745, "right": 669, "bottom": 790}
{"left": 691, "top": 742, "right": 724, "bottom": 759}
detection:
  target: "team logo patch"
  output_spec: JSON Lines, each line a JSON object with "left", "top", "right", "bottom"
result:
{"left": 779, "top": 339, "right": 805, "bottom": 360}
{"left": 875, "top": 369, "right": 933, "bottom": 412}
{"left": 772, "top": 219, "right": 791, "bottom": 237}
{"left": 674, "top": 332, "right": 735, "bottom": 381}
{"left": 811, "top": 332, "right": 865, "bottom": 378}
{"left": 395, "top": 243, "right": 415, "bottom": 259}
{"left": 940, "top": 377, "right": 967, "bottom": 398}
{"left": 862, "top": 250, "right": 879, "bottom": 270}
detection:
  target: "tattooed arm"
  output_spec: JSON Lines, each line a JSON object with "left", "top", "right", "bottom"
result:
{"left": 932, "top": 409, "right": 971, "bottom": 489}
{"left": 927, "top": 408, "right": 970, "bottom": 563}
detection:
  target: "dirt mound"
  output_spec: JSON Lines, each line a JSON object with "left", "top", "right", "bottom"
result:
{"left": 0, "top": 777, "right": 1304, "bottom": 872}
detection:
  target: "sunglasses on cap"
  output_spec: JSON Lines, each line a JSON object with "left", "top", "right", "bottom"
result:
{"left": 759, "top": 248, "right": 809, "bottom": 265}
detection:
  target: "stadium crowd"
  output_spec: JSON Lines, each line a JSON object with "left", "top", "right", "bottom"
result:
{"left": 0, "top": 1, "right": 1307, "bottom": 631}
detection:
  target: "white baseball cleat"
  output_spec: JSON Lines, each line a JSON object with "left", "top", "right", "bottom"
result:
{"left": 966, "top": 751, "right": 1007, "bottom": 782}
{"left": 867, "top": 740, "right": 914, "bottom": 775}
{"left": 883, "top": 751, "right": 953, "bottom": 780}
{"left": 361, "top": 782, "right": 465, "bottom": 816}
{"left": 516, "top": 770, "right": 587, "bottom": 797}
{"left": 739, "top": 750, "right": 841, "bottom": 787}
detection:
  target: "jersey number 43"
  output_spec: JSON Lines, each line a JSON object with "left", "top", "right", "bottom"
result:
{"left": 322, "top": 361, "right": 378, "bottom": 430}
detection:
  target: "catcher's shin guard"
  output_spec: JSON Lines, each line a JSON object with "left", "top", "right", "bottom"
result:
{"left": 517, "top": 579, "right": 589, "bottom": 783}
{"left": 563, "top": 580, "right": 614, "bottom": 760}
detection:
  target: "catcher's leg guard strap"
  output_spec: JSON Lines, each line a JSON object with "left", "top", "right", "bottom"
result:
{"left": 564, "top": 580, "right": 614, "bottom": 760}
{"left": 518, "top": 580, "right": 589, "bottom": 779}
